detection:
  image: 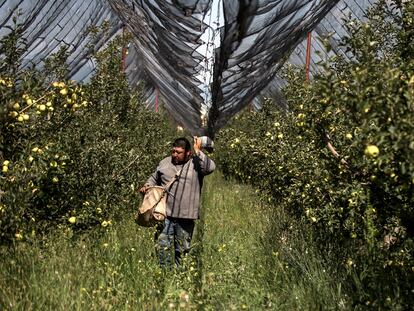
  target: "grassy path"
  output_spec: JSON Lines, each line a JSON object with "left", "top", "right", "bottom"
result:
{"left": 0, "top": 172, "right": 347, "bottom": 310}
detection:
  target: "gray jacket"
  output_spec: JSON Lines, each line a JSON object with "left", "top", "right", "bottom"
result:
{"left": 145, "top": 151, "right": 215, "bottom": 219}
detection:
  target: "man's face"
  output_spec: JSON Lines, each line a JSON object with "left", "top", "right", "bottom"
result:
{"left": 171, "top": 147, "right": 190, "bottom": 165}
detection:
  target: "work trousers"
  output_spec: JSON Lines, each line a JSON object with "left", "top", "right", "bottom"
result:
{"left": 156, "top": 217, "right": 195, "bottom": 267}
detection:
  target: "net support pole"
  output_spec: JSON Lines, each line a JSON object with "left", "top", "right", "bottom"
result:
{"left": 305, "top": 32, "right": 312, "bottom": 81}
{"left": 155, "top": 88, "right": 159, "bottom": 113}
{"left": 121, "top": 25, "right": 127, "bottom": 72}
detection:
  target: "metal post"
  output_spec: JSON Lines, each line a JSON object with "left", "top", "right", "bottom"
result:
{"left": 155, "top": 88, "right": 159, "bottom": 113}
{"left": 121, "top": 25, "right": 127, "bottom": 72}
{"left": 305, "top": 32, "right": 312, "bottom": 81}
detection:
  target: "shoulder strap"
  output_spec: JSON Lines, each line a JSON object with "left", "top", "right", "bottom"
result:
{"left": 163, "top": 159, "right": 190, "bottom": 191}
{"left": 164, "top": 169, "right": 181, "bottom": 189}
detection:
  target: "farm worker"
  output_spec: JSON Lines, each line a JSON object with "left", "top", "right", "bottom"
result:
{"left": 140, "top": 137, "right": 215, "bottom": 267}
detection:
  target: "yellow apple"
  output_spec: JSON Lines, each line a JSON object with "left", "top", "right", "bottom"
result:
{"left": 364, "top": 145, "right": 379, "bottom": 157}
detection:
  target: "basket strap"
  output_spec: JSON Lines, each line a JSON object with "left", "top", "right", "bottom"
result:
{"left": 164, "top": 170, "right": 181, "bottom": 189}
{"left": 163, "top": 160, "right": 190, "bottom": 194}
{"left": 148, "top": 172, "right": 180, "bottom": 210}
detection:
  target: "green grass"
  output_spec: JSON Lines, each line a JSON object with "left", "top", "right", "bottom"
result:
{"left": 0, "top": 171, "right": 349, "bottom": 310}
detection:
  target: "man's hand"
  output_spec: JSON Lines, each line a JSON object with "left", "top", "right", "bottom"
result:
{"left": 139, "top": 185, "right": 149, "bottom": 194}
{"left": 193, "top": 136, "right": 202, "bottom": 154}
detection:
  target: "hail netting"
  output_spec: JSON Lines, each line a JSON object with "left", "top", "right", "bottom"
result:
{"left": 1, "top": 0, "right": 377, "bottom": 135}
